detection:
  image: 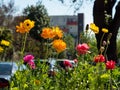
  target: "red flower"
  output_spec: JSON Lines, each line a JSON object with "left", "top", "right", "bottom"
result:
{"left": 63, "top": 60, "right": 72, "bottom": 67}
{"left": 105, "top": 60, "right": 115, "bottom": 70}
{"left": 94, "top": 54, "right": 105, "bottom": 63}
{"left": 76, "top": 43, "right": 89, "bottom": 54}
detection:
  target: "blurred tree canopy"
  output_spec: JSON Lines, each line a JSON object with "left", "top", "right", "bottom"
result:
{"left": 23, "top": 2, "right": 50, "bottom": 41}
{"left": 0, "top": 0, "right": 16, "bottom": 28}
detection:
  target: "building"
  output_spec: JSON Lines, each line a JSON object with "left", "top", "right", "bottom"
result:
{"left": 49, "top": 13, "right": 84, "bottom": 40}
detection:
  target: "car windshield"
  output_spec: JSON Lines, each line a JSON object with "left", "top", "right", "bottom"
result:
{"left": 0, "top": 64, "right": 12, "bottom": 75}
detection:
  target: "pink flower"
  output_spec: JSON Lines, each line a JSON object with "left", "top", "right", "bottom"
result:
{"left": 73, "top": 59, "right": 78, "bottom": 63}
{"left": 63, "top": 60, "right": 72, "bottom": 67}
{"left": 94, "top": 54, "right": 105, "bottom": 63}
{"left": 28, "top": 60, "right": 36, "bottom": 69}
{"left": 76, "top": 43, "right": 89, "bottom": 54}
{"left": 23, "top": 54, "right": 34, "bottom": 63}
{"left": 106, "top": 60, "right": 116, "bottom": 70}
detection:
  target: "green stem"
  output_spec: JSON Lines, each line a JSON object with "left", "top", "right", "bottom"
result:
{"left": 103, "top": 41, "right": 109, "bottom": 56}
{"left": 82, "top": 55, "right": 85, "bottom": 64}
{"left": 56, "top": 53, "right": 59, "bottom": 59}
{"left": 100, "top": 33, "right": 105, "bottom": 49}
{"left": 19, "top": 33, "right": 27, "bottom": 89}
{"left": 21, "top": 33, "right": 28, "bottom": 56}
{"left": 112, "top": 78, "right": 119, "bottom": 89}
{"left": 46, "top": 39, "right": 49, "bottom": 59}
{"left": 104, "top": 34, "right": 111, "bottom": 56}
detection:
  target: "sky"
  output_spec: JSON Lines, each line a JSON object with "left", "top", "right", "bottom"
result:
{"left": 12, "top": 0, "right": 93, "bottom": 15}
{"left": 3, "top": 0, "right": 93, "bottom": 26}
{"left": 3, "top": 0, "right": 119, "bottom": 28}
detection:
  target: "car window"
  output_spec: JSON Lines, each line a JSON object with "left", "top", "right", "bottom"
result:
{"left": 0, "top": 64, "right": 12, "bottom": 75}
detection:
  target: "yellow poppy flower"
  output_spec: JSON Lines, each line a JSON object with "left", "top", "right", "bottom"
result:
{"left": 41, "top": 27, "right": 56, "bottom": 39}
{"left": 89, "top": 23, "right": 99, "bottom": 34}
{"left": 52, "top": 26, "right": 63, "bottom": 38}
{"left": 16, "top": 22, "right": 26, "bottom": 33}
{"left": 52, "top": 39, "right": 66, "bottom": 53}
{"left": 16, "top": 19, "right": 35, "bottom": 33}
{"left": 102, "top": 28, "right": 108, "bottom": 33}
{"left": 23, "top": 19, "right": 35, "bottom": 32}
{"left": 0, "top": 46, "right": 4, "bottom": 53}
{"left": 1, "top": 40, "right": 10, "bottom": 46}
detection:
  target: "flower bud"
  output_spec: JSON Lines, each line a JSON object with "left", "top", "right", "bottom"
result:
{"left": 103, "top": 41, "right": 107, "bottom": 46}
{"left": 100, "top": 46, "right": 105, "bottom": 53}
{"left": 107, "top": 40, "right": 110, "bottom": 44}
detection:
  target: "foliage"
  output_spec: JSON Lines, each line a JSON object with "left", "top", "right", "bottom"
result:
{"left": 12, "top": 34, "right": 42, "bottom": 59}
{"left": 10, "top": 55, "right": 120, "bottom": 90}
{"left": 0, "top": 27, "right": 13, "bottom": 61}
{"left": 64, "top": 34, "right": 76, "bottom": 59}
{"left": 8, "top": 21, "right": 120, "bottom": 89}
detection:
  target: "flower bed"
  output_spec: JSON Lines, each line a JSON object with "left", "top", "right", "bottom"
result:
{"left": 1, "top": 19, "right": 120, "bottom": 90}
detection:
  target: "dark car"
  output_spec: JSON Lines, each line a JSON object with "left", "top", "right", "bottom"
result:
{"left": 0, "top": 62, "right": 26, "bottom": 88}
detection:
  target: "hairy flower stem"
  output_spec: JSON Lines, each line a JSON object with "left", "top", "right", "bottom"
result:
{"left": 103, "top": 41, "right": 109, "bottom": 57}
{"left": 104, "top": 33, "right": 112, "bottom": 57}
{"left": 21, "top": 33, "right": 28, "bottom": 56}
{"left": 45, "top": 39, "right": 49, "bottom": 59}
{"left": 100, "top": 33, "right": 105, "bottom": 49}
{"left": 19, "top": 33, "right": 27, "bottom": 89}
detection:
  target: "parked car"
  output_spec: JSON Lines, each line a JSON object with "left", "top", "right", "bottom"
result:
{"left": 0, "top": 62, "right": 26, "bottom": 88}
{"left": 34, "top": 58, "right": 78, "bottom": 77}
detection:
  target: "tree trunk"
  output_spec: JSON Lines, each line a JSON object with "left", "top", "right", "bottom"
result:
{"left": 93, "top": 0, "right": 120, "bottom": 62}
